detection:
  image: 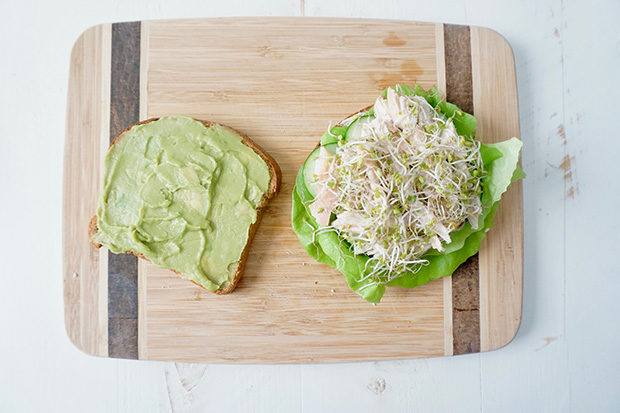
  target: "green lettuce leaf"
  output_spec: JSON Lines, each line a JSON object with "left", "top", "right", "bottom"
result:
{"left": 291, "top": 84, "right": 524, "bottom": 302}
{"left": 292, "top": 167, "right": 337, "bottom": 267}
{"left": 292, "top": 177, "right": 385, "bottom": 302}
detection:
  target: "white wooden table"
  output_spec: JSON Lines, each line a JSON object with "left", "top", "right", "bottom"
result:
{"left": 1, "top": 0, "right": 619, "bottom": 411}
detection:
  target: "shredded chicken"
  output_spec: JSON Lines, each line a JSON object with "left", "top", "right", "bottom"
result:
{"left": 309, "top": 86, "right": 484, "bottom": 284}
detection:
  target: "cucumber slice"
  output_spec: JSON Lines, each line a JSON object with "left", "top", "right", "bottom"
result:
{"left": 320, "top": 125, "right": 347, "bottom": 146}
{"left": 302, "top": 148, "right": 321, "bottom": 197}
{"left": 302, "top": 143, "right": 337, "bottom": 197}
{"left": 345, "top": 115, "right": 373, "bottom": 141}
{"left": 324, "top": 142, "right": 337, "bottom": 154}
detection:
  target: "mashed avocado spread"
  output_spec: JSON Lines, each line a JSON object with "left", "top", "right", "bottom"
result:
{"left": 93, "top": 116, "right": 271, "bottom": 290}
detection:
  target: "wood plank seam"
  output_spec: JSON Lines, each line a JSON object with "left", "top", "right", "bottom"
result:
{"left": 435, "top": 23, "right": 453, "bottom": 357}
{"left": 444, "top": 24, "right": 481, "bottom": 355}
{"left": 97, "top": 24, "right": 112, "bottom": 357}
{"left": 138, "top": 20, "right": 150, "bottom": 360}
{"left": 108, "top": 21, "right": 141, "bottom": 359}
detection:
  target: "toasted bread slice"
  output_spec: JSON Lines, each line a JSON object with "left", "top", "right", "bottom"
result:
{"left": 89, "top": 117, "right": 281, "bottom": 294}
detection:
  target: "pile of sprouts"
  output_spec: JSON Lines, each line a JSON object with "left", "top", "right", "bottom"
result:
{"left": 321, "top": 87, "right": 484, "bottom": 284}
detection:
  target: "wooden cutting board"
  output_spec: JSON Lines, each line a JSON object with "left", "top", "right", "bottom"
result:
{"left": 63, "top": 17, "right": 522, "bottom": 363}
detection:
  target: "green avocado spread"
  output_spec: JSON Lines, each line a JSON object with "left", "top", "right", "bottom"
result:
{"left": 93, "top": 116, "right": 271, "bottom": 290}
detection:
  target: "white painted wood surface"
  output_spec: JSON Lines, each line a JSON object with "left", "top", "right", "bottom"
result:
{"left": 0, "top": 0, "right": 618, "bottom": 411}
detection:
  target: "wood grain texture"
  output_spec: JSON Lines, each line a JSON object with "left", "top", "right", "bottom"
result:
{"left": 443, "top": 24, "right": 474, "bottom": 115}
{"left": 63, "top": 23, "right": 111, "bottom": 356}
{"left": 143, "top": 18, "right": 442, "bottom": 363}
{"left": 108, "top": 21, "right": 141, "bottom": 359}
{"left": 471, "top": 27, "right": 523, "bottom": 351}
{"left": 63, "top": 17, "right": 523, "bottom": 363}
{"left": 435, "top": 24, "right": 453, "bottom": 357}
{"left": 137, "top": 21, "right": 151, "bottom": 360}
{"left": 443, "top": 24, "right": 481, "bottom": 355}
{"left": 452, "top": 255, "right": 481, "bottom": 354}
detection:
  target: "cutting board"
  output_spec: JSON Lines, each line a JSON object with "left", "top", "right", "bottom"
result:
{"left": 63, "top": 18, "right": 522, "bottom": 363}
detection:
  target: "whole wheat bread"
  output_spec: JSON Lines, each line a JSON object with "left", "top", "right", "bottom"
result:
{"left": 89, "top": 117, "right": 281, "bottom": 294}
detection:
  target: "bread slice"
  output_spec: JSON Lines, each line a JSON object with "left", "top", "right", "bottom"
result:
{"left": 89, "top": 117, "right": 281, "bottom": 294}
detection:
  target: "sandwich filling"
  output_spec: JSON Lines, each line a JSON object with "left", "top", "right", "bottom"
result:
{"left": 309, "top": 87, "right": 483, "bottom": 282}
{"left": 93, "top": 116, "right": 271, "bottom": 290}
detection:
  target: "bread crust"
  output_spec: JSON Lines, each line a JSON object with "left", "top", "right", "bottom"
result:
{"left": 89, "top": 117, "right": 281, "bottom": 294}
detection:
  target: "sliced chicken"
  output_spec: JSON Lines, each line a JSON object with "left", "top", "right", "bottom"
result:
{"left": 309, "top": 146, "right": 338, "bottom": 226}
{"left": 332, "top": 211, "right": 370, "bottom": 235}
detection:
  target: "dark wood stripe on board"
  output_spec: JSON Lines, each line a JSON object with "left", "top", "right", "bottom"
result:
{"left": 451, "top": 255, "right": 480, "bottom": 354}
{"left": 108, "top": 21, "right": 141, "bottom": 359}
{"left": 443, "top": 24, "right": 481, "bottom": 355}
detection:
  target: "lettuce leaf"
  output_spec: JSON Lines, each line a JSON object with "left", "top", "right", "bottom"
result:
{"left": 291, "top": 85, "right": 524, "bottom": 302}
{"left": 292, "top": 174, "right": 337, "bottom": 267}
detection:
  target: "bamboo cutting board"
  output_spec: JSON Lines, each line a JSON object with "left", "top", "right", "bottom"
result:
{"left": 63, "top": 18, "right": 522, "bottom": 363}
